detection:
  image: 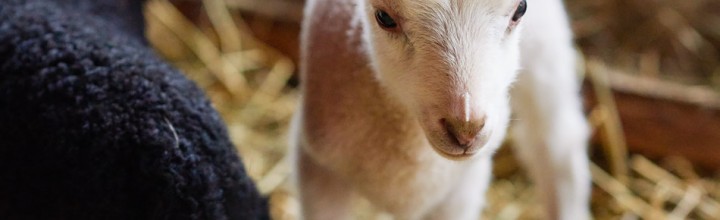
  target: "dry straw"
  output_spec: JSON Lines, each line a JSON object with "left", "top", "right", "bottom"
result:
{"left": 145, "top": 0, "right": 720, "bottom": 219}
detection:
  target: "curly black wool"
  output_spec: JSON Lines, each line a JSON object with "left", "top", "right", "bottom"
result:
{"left": 0, "top": 0, "right": 268, "bottom": 219}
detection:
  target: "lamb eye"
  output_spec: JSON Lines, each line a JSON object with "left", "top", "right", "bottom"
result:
{"left": 512, "top": 0, "right": 527, "bottom": 22}
{"left": 375, "top": 10, "right": 398, "bottom": 30}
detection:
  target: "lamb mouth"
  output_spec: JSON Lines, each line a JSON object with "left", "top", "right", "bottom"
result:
{"left": 430, "top": 145, "right": 478, "bottom": 161}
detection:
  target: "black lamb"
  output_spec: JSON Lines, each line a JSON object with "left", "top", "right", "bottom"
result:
{"left": 0, "top": 0, "right": 268, "bottom": 219}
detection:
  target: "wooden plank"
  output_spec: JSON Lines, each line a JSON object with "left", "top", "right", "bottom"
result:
{"left": 584, "top": 71, "right": 720, "bottom": 169}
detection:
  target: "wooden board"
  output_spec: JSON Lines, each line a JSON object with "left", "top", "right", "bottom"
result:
{"left": 584, "top": 70, "right": 720, "bottom": 169}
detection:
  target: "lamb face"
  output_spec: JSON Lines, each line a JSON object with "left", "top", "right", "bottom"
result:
{"left": 358, "top": 0, "right": 527, "bottom": 159}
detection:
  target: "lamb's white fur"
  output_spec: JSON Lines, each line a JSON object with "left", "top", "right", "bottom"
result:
{"left": 291, "top": 0, "right": 591, "bottom": 219}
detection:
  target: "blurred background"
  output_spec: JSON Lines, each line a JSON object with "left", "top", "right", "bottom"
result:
{"left": 143, "top": 0, "right": 720, "bottom": 219}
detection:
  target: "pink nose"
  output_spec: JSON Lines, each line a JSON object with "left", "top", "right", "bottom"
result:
{"left": 442, "top": 114, "right": 486, "bottom": 148}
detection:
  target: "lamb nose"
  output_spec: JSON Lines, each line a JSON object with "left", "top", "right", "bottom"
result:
{"left": 443, "top": 115, "right": 486, "bottom": 148}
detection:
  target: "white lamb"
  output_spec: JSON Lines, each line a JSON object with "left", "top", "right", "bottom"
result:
{"left": 290, "top": 0, "right": 591, "bottom": 219}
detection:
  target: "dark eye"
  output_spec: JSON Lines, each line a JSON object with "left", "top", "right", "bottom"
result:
{"left": 375, "top": 10, "right": 398, "bottom": 30}
{"left": 512, "top": 0, "right": 527, "bottom": 22}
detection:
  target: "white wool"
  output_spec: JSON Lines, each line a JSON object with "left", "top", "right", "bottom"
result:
{"left": 291, "top": 0, "right": 591, "bottom": 219}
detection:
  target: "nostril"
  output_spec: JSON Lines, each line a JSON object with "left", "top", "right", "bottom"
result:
{"left": 442, "top": 117, "right": 485, "bottom": 148}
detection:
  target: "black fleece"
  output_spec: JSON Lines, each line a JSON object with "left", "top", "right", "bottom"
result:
{"left": 0, "top": 0, "right": 267, "bottom": 219}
